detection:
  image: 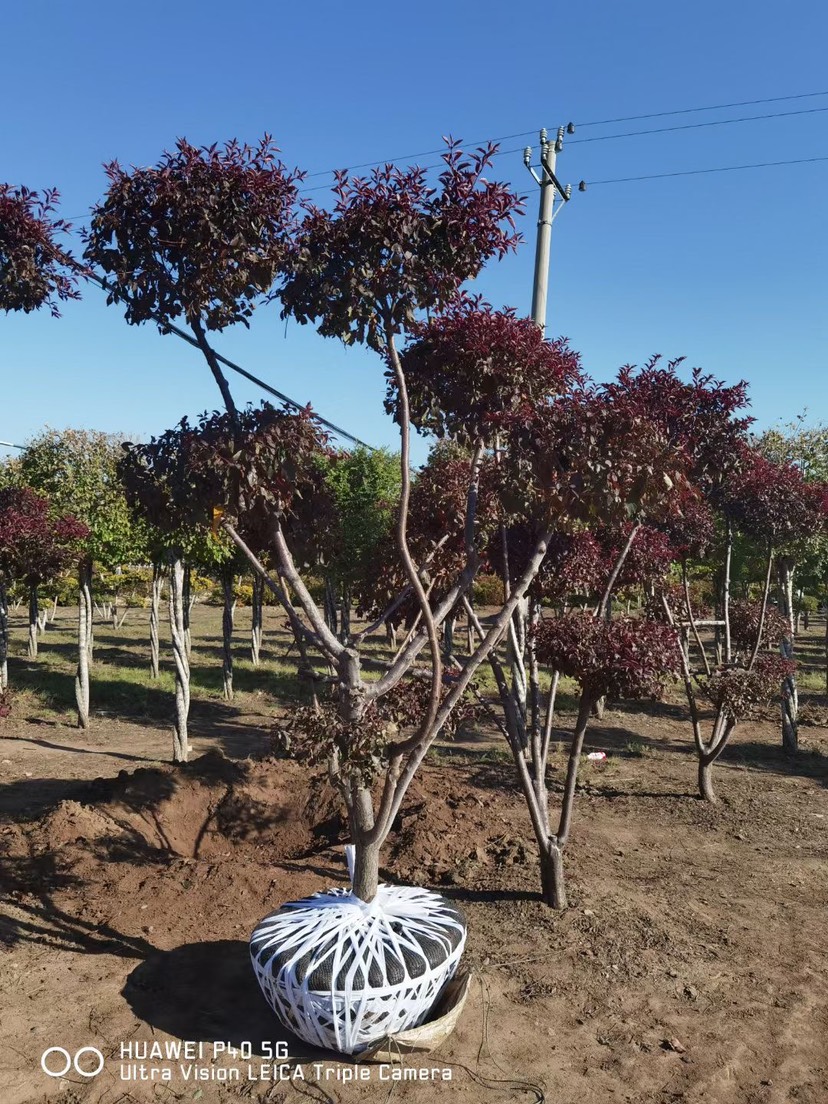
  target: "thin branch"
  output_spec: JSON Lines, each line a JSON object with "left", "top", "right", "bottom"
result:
{"left": 723, "top": 516, "right": 733, "bottom": 665}
{"left": 364, "top": 753, "right": 403, "bottom": 846}
{"left": 661, "top": 592, "right": 706, "bottom": 754}
{"left": 596, "top": 521, "right": 642, "bottom": 620}
{"left": 352, "top": 534, "right": 450, "bottom": 644}
{"left": 748, "top": 544, "right": 775, "bottom": 671}
{"left": 191, "top": 316, "right": 240, "bottom": 428}
{"left": 272, "top": 521, "right": 344, "bottom": 658}
{"left": 540, "top": 670, "right": 560, "bottom": 771}
{"left": 222, "top": 520, "right": 327, "bottom": 656}
{"left": 556, "top": 694, "right": 594, "bottom": 847}
{"left": 386, "top": 329, "right": 442, "bottom": 744}
{"left": 682, "top": 559, "right": 712, "bottom": 677}
{"left": 382, "top": 528, "right": 553, "bottom": 817}
{"left": 366, "top": 448, "right": 484, "bottom": 701}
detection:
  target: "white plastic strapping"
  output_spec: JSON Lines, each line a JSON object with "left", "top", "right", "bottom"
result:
{"left": 250, "top": 877, "right": 466, "bottom": 1055}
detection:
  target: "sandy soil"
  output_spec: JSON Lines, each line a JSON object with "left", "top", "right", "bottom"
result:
{"left": 2, "top": 695, "right": 828, "bottom": 1104}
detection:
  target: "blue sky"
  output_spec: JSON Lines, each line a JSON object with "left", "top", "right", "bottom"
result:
{"left": 2, "top": 0, "right": 826, "bottom": 465}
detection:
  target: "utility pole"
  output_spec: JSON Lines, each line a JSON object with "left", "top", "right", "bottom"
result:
{"left": 524, "top": 125, "right": 575, "bottom": 332}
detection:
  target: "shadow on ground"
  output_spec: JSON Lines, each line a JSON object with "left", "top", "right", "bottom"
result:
{"left": 123, "top": 940, "right": 339, "bottom": 1062}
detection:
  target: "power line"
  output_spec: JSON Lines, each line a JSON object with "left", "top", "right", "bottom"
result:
{"left": 568, "top": 105, "right": 828, "bottom": 146}
{"left": 84, "top": 273, "right": 376, "bottom": 450}
{"left": 584, "top": 154, "right": 828, "bottom": 186}
{"left": 300, "top": 90, "right": 828, "bottom": 180}
{"left": 296, "top": 105, "right": 828, "bottom": 193}
{"left": 575, "top": 89, "right": 828, "bottom": 128}
{"left": 303, "top": 128, "right": 538, "bottom": 178}
{"left": 58, "top": 90, "right": 828, "bottom": 208}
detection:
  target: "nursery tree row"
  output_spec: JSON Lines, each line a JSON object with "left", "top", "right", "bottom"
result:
{"left": 2, "top": 141, "right": 828, "bottom": 910}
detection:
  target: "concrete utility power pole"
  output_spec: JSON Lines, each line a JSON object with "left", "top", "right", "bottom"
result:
{"left": 524, "top": 125, "right": 575, "bottom": 332}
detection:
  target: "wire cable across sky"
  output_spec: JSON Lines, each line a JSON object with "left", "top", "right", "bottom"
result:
{"left": 299, "top": 89, "right": 828, "bottom": 182}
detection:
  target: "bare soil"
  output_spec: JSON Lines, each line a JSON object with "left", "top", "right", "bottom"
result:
{"left": 1, "top": 609, "right": 828, "bottom": 1104}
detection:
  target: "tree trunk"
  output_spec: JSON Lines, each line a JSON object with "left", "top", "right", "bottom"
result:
{"left": 251, "top": 573, "right": 263, "bottom": 666}
{"left": 351, "top": 837, "right": 381, "bottom": 903}
{"left": 86, "top": 566, "right": 94, "bottom": 664}
{"left": 340, "top": 586, "right": 351, "bottom": 645}
{"left": 340, "top": 653, "right": 377, "bottom": 902}
{"left": 75, "top": 559, "right": 92, "bottom": 729}
{"left": 28, "top": 585, "right": 38, "bottom": 659}
{"left": 539, "top": 843, "right": 567, "bottom": 910}
{"left": 222, "top": 571, "right": 234, "bottom": 701}
{"left": 698, "top": 758, "right": 716, "bottom": 803}
{"left": 323, "top": 576, "right": 338, "bottom": 637}
{"left": 778, "top": 558, "right": 798, "bottom": 754}
{"left": 169, "top": 554, "right": 190, "bottom": 763}
{"left": 781, "top": 635, "right": 798, "bottom": 755}
{"left": 149, "top": 562, "right": 162, "bottom": 679}
{"left": 0, "top": 580, "right": 9, "bottom": 691}
{"left": 723, "top": 519, "right": 733, "bottom": 663}
{"left": 182, "top": 564, "right": 192, "bottom": 658}
{"left": 443, "top": 612, "right": 456, "bottom": 662}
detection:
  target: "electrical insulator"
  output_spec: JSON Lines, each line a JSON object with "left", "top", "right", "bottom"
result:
{"left": 523, "top": 147, "right": 532, "bottom": 166}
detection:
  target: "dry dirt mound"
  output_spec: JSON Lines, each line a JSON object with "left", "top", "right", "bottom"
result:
{"left": 28, "top": 750, "right": 346, "bottom": 865}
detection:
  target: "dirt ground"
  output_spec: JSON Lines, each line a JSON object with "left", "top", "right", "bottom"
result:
{"left": 1, "top": 608, "right": 828, "bottom": 1104}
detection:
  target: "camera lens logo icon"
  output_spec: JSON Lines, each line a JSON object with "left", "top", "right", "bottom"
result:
{"left": 41, "top": 1047, "right": 105, "bottom": 1078}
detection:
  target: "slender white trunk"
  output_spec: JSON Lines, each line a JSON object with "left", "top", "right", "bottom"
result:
{"left": 0, "top": 580, "right": 9, "bottom": 690}
{"left": 75, "top": 560, "right": 92, "bottom": 729}
{"left": 149, "top": 562, "right": 162, "bottom": 679}
{"left": 251, "top": 573, "right": 263, "bottom": 666}
{"left": 27, "top": 585, "right": 38, "bottom": 659}
{"left": 169, "top": 554, "right": 190, "bottom": 762}
{"left": 86, "top": 566, "right": 94, "bottom": 663}
{"left": 182, "top": 564, "right": 192, "bottom": 658}
{"left": 222, "top": 571, "right": 234, "bottom": 701}
{"left": 778, "top": 557, "right": 798, "bottom": 754}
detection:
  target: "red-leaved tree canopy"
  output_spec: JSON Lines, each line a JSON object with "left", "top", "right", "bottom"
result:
{"left": 0, "top": 185, "right": 80, "bottom": 316}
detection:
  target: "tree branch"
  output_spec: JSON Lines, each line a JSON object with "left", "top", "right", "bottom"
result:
{"left": 191, "top": 316, "right": 240, "bottom": 428}
{"left": 556, "top": 694, "right": 593, "bottom": 848}
{"left": 381, "top": 528, "right": 553, "bottom": 817}
{"left": 748, "top": 543, "right": 775, "bottom": 672}
{"left": 386, "top": 329, "right": 442, "bottom": 743}
{"left": 365, "top": 445, "right": 483, "bottom": 700}
{"left": 596, "top": 521, "right": 641, "bottom": 620}
{"left": 682, "top": 559, "right": 712, "bottom": 677}
{"left": 272, "top": 521, "right": 345, "bottom": 659}
{"left": 222, "top": 520, "right": 327, "bottom": 656}
{"left": 353, "top": 535, "right": 450, "bottom": 644}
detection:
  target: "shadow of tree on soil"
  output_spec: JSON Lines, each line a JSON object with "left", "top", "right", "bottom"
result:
{"left": 721, "top": 740, "right": 828, "bottom": 788}
{"left": 123, "top": 940, "right": 338, "bottom": 1061}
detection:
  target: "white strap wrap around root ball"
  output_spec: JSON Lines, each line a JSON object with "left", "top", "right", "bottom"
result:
{"left": 250, "top": 847, "right": 467, "bottom": 1055}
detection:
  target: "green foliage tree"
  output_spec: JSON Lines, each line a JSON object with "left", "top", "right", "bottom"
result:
{"left": 757, "top": 417, "right": 828, "bottom": 699}
{"left": 17, "top": 428, "right": 140, "bottom": 727}
{"left": 319, "top": 447, "right": 401, "bottom": 641}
